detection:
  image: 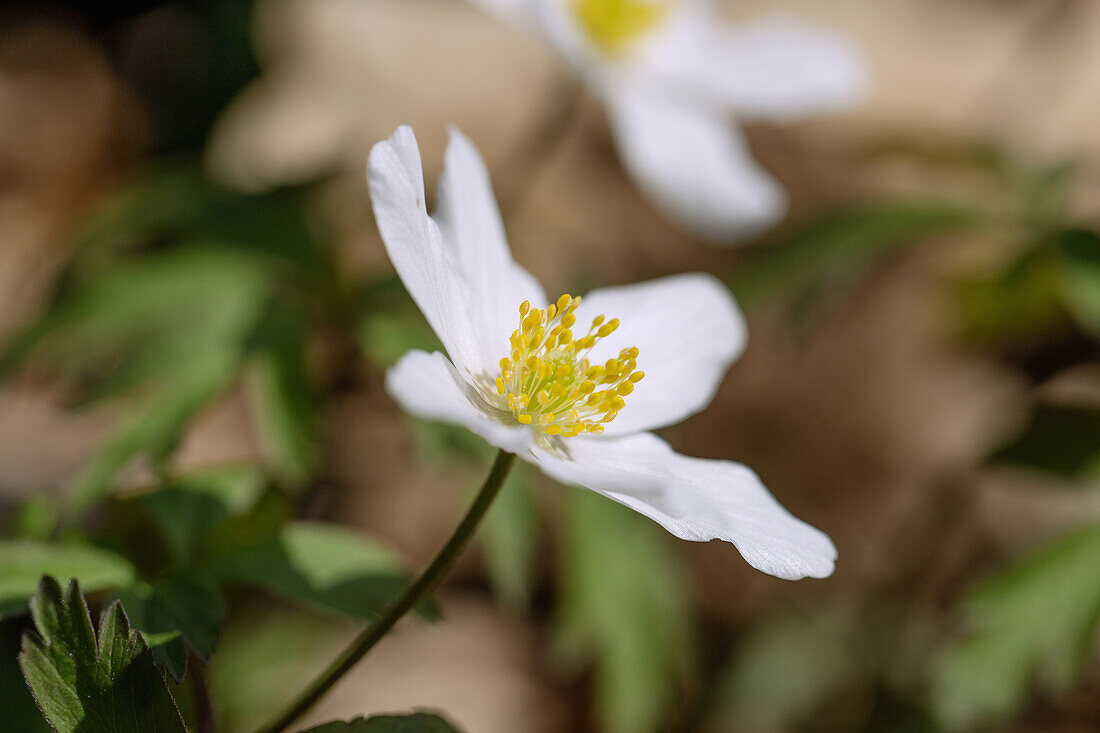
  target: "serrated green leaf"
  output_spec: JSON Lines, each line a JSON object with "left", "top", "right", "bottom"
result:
{"left": 115, "top": 570, "right": 225, "bottom": 682}
{"left": 18, "top": 577, "right": 186, "bottom": 733}
{"left": 556, "top": 488, "right": 693, "bottom": 733}
{"left": 0, "top": 541, "right": 135, "bottom": 618}
{"left": 992, "top": 404, "right": 1100, "bottom": 479}
{"left": 931, "top": 523, "right": 1100, "bottom": 729}
{"left": 297, "top": 713, "right": 462, "bottom": 732}
{"left": 209, "top": 522, "right": 407, "bottom": 619}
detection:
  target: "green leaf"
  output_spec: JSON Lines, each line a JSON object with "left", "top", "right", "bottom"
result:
{"left": 0, "top": 541, "right": 135, "bottom": 618}
{"left": 298, "top": 713, "right": 462, "bottom": 732}
{"left": 18, "top": 577, "right": 186, "bottom": 733}
{"left": 729, "top": 202, "right": 969, "bottom": 309}
{"left": 65, "top": 359, "right": 240, "bottom": 519}
{"left": 207, "top": 610, "right": 342, "bottom": 731}
{"left": 1057, "top": 228, "right": 1100, "bottom": 335}
{"left": 555, "top": 488, "right": 693, "bottom": 733}
{"left": 209, "top": 522, "right": 407, "bottom": 620}
{"left": 707, "top": 614, "right": 856, "bottom": 732}
{"left": 115, "top": 570, "right": 226, "bottom": 682}
{"left": 135, "top": 466, "right": 267, "bottom": 563}
{"left": 358, "top": 275, "right": 441, "bottom": 367}
{"left": 931, "top": 523, "right": 1100, "bottom": 729}
{"left": 0, "top": 248, "right": 272, "bottom": 519}
{"left": 0, "top": 247, "right": 267, "bottom": 388}
{"left": 954, "top": 227, "right": 1100, "bottom": 350}
{"left": 247, "top": 314, "right": 319, "bottom": 488}
{"left": 481, "top": 465, "right": 538, "bottom": 608}
{"left": 992, "top": 404, "right": 1100, "bottom": 479}
{"left": 70, "top": 165, "right": 325, "bottom": 280}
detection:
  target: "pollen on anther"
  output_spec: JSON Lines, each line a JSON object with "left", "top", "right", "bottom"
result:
{"left": 497, "top": 295, "right": 639, "bottom": 438}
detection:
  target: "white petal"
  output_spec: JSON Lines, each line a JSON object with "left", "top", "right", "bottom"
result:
{"left": 601, "top": 81, "right": 787, "bottom": 241}
{"left": 648, "top": 13, "right": 867, "bottom": 120}
{"left": 386, "top": 350, "right": 532, "bottom": 455}
{"left": 434, "top": 127, "right": 547, "bottom": 370}
{"left": 369, "top": 127, "right": 485, "bottom": 375}
{"left": 572, "top": 273, "right": 746, "bottom": 435}
{"left": 465, "top": 0, "right": 536, "bottom": 26}
{"left": 531, "top": 432, "right": 836, "bottom": 580}
{"left": 368, "top": 126, "right": 544, "bottom": 377}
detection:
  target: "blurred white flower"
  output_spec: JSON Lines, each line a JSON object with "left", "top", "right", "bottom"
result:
{"left": 467, "top": 0, "right": 867, "bottom": 241}
{"left": 371, "top": 125, "right": 836, "bottom": 579}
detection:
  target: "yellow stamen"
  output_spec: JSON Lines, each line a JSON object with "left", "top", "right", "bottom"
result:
{"left": 496, "top": 294, "right": 639, "bottom": 438}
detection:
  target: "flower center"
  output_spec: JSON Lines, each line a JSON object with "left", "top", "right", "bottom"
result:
{"left": 572, "top": 0, "right": 672, "bottom": 58}
{"left": 495, "top": 294, "right": 644, "bottom": 437}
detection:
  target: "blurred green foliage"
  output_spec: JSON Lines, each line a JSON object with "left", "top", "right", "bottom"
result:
{"left": 709, "top": 614, "right": 858, "bottom": 732}
{"left": 556, "top": 488, "right": 693, "bottom": 733}
{"left": 730, "top": 201, "right": 970, "bottom": 319}
{"left": 992, "top": 404, "right": 1100, "bottom": 480}
{"left": 932, "top": 524, "right": 1100, "bottom": 729}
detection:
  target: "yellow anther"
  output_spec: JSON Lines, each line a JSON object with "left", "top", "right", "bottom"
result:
{"left": 520, "top": 300, "right": 530, "bottom": 316}
{"left": 630, "top": 370, "right": 645, "bottom": 382}
{"left": 498, "top": 295, "right": 639, "bottom": 437}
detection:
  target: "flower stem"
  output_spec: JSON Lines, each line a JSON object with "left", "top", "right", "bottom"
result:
{"left": 255, "top": 449, "right": 517, "bottom": 733}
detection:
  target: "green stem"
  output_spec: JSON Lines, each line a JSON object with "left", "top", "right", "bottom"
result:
{"left": 255, "top": 449, "right": 517, "bottom": 733}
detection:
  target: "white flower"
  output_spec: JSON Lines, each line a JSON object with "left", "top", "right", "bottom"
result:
{"left": 370, "top": 125, "right": 835, "bottom": 579}
{"left": 467, "top": 0, "right": 866, "bottom": 242}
